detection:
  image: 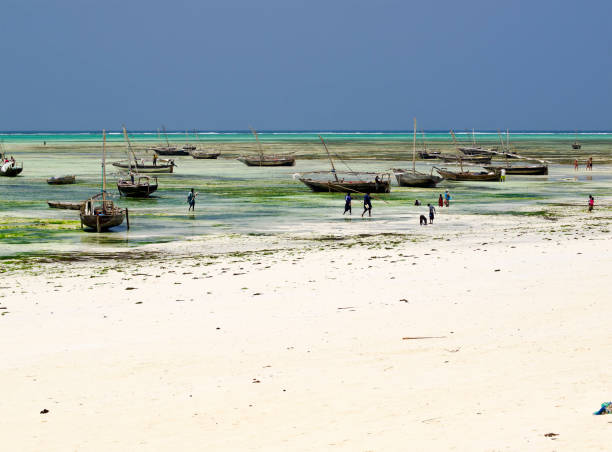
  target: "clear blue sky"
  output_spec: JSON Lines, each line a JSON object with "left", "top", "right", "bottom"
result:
{"left": 1, "top": 0, "right": 610, "bottom": 131}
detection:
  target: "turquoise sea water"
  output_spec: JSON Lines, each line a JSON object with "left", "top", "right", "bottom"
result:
{"left": 1, "top": 130, "right": 612, "bottom": 144}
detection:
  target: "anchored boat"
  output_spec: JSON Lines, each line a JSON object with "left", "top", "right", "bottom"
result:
{"left": 80, "top": 130, "right": 128, "bottom": 232}
{"left": 394, "top": 118, "right": 444, "bottom": 187}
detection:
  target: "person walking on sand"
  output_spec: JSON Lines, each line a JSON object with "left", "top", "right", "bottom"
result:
{"left": 438, "top": 194, "right": 444, "bottom": 208}
{"left": 428, "top": 203, "right": 436, "bottom": 224}
{"left": 587, "top": 157, "right": 593, "bottom": 171}
{"left": 574, "top": 159, "right": 579, "bottom": 171}
{"left": 187, "top": 188, "right": 198, "bottom": 212}
{"left": 343, "top": 192, "right": 352, "bottom": 215}
{"left": 444, "top": 190, "right": 451, "bottom": 207}
{"left": 500, "top": 168, "right": 506, "bottom": 182}
{"left": 153, "top": 154, "right": 158, "bottom": 166}
{"left": 588, "top": 195, "right": 594, "bottom": 212}
{"left": 361, "top": 192, "right": 372, "bottom": 217}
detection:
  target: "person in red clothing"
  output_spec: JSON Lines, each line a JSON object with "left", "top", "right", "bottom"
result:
{"left": 588, "top": 195, "right": 594, "bottom": 212}
{"left": 574, "top": 159, "right": 578, "bottom": 171}
{"left": 438, "top": 194, "right": 444, "bottom": 207}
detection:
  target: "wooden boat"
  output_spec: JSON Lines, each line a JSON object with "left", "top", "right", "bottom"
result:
{"left": 572, "top": 130, "right": 581, "bottom": 149}
{"left": 483, "top": 165, "right": 548, "bottom": 175}
{"left": 238, "top": 128, "right": 296, "bottom": 167}
{"left": 435, "top": 167, "right": 501, "bottom": 181}
{"left": 395, "top": 170, "right": 443, "bottom": 187}
{"left": 394, "top": 119, "right": 443, "bottom": 188}
{"left": 0, "top": 153, "right": 23, "bottom": 177}
{"left": 112, "top": 159, "right": 174, "bottom": 173}
{"left": 47, "top": 175, "right": 76, "bottom": 185}
{"left": 80, "top": 194, "right": 127, "bottom": 231}
{"left": 118, "top": 175, "right": 158, "bottom": 197}
{"left": 149, "top": 146, "right": 188, "bottom": 156}
{"left": 458, "top": 146, "right": 496, "bottom": 155}
{"left": 148, "top": 126, "right": 188, "bottom": 155}
{"left": 80, "top": 130, "right": 128, "bottom": 232}
{"left": 117, "top": 127, "right": 159, "bottom": 197}
{"left": 439, "top": 154, "right": 492, "bottom": 164}
{"left": 297, "top": 135, "right": 391, "bottom": 193}
{"left": 237, "top": 155, "right": 295, "bottom": 166}
{"left": 418, "top": 150, "right": 441, "bottom": 159}
{"left": 47, "top": 201, "right": 84, "bottom": 210}
{"left": 190, "top": 150, "right": 221, "bottom": 159}
{"left": 299, "top": 176, "right": 390, "bottom": 193}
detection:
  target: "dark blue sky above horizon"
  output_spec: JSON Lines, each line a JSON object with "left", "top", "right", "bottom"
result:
{"left": 1, "top": 0, "right": 610, "bottom": 131}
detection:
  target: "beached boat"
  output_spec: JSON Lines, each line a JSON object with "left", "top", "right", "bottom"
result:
{"left": 47, "top": 175, "right": 76, "bottom": 185}
{"left": 116, "top": 127, "right": 160, "bottom": 197}
{"left": 190, "top": 150, "right": 221, "bottom": 159}
{"left": 418, "top": 150, "right": 441, "bottom": 159}
{"left": 112, "top": 159, "right": 174, "bottom": 173}
{"left": 394, "top": 119, "right": 444, "bottom": 188}
{"left": 299, "top": 173, "right": 391, "bottom": 193}
{"left": 47, "top": 201, "right": 84, "bottom": 210}
{"left": 81, "top": 130, "right": 127, "bottom": 232}
{"left": 238, "top": 128, "right": 296, "bottom": 167}
{"left": 572, "top": 131, "right": 581, "bottom": 149}
{"left": 458, "top": 146, "right": 497, "bottom": 155}
{"left": 483, "top": 164, "right": 548, "bottom": 175}
{"left": 148, "top": 126, "right": 188, "bottom": 155}
{"left": 297, "top": 135, "right": 391, "bottom": 193}
{"left": 439, "top": 154, "right": 492, "bottom": 164}
{"left": 0, "top": 153, "right": 23, "bottom": 177}
{"left": 150, "top": 146, "right": 188, "bottom": 156}
{"left": 237, "top": 155, "right": 296, "bottom": 166}
{"left": 118, "top": 175, "right": 158, "bottom": 197}
{"left": 435, "top": 167, "right": 501, "bottom": 181}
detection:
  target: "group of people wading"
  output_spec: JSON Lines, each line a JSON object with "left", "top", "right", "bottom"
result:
{"left": 343, "top": 192, "right": 372, "bottom": 217}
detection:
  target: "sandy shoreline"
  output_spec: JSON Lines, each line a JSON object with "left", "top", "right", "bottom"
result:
{"left": 1, "top": 213, "right": 611, "bottom": 451}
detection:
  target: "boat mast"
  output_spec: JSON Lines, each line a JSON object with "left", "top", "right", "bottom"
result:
{"left": 162, "top": 125, "right": 170, "bottom": 147}
{"left": 250, "top": 127, "right": 265, "bottom": 160}
{"left": 102, "top": 129, "right": 107, "bottom": 202}
{"left": 412, "top": 117, "right": 417, "bottom": 172}
{"left": 506, "top": 129, "right": 510, "bottom": 150}
{"left": 122, "top": 125, "right": 139, "bottom": 175}
{"left": 319, "top": 135, "right": 339, "bottom": 181}
{"left": 472, "top": 128, "right": 476, "bottom": 146}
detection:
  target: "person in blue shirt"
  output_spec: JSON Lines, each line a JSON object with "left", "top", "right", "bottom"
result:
{"left": 187, "top": 188, "right": 198, "bottom": 212}
{"left": 343, "top": 192, "right": 352, "bottom": 215}
{"left": 361, "top": 193, "right": 372, "bottom": 217}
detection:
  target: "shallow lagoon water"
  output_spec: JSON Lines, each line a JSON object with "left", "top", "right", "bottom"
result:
{"left": 1, "top": 134, "right": 611, "bottom": 256}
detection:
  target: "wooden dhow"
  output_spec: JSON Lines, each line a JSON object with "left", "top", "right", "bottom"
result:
{"left": 47, "top": 201, "right": 84, "bottom": 210}
{"left": 47, "top": 175, "right": 76, "bottom": 185}
{"left": 80, "top": 130, "right": 128, "bottom": 232}
{"left": 116, "top": 126, "right": 159, "bottom": 197}
{"left": 394, "top": 118, "right": 443, "bottom": 187}
{"left": 297, "top": 135, "right": 391, "bottom": 193}
{"left": 435, "top": 166, "right": 501, "bottom": 181}
{"left": 237, "top": 128, "right": 296, "bottom": 167}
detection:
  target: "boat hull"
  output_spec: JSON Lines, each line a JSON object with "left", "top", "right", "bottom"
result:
{"left": 394, "top": 171, "right": 443, "bottom": 187}
{"left": 47, "top": 175, "right": 76, "bottom": 185}
{"left": 299, "top": 178, "right": 390, "bottom": 193}
{"left": 117, "top": 182, "right": 158, "bottom": 197}
{"left": 238, "top": 156, "right": 296, "bottom": 167}
{"left": 483, "top": 165, "right": 548, "bottom": 175}
{"left": 112, "top": 162, "right": 174, "bottom": 173}
{"left": 80, "top": 212, "right": 125, "bottom": 231}
{"left": 47, "top": 201, "right": 84, "bottom": 210}
{"left": 440, "top": 154, "right": 492, "bottom": 164}
{"left": 435, "top": 168, "right": 501, "bottom": 181}
{"left": 418, "top": 151, "right": 440, "bottom": 159}
{"left": 458, "top": 147, "right": 497, "bottom": 155}
{"left": 191, "top": 151, "right": 220, "bottom": 159}
{"left": 0, "top": 167, "right": 23, "bottom": 177}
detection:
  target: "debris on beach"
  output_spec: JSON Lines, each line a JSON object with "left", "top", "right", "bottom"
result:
{"left": 593, "top": 402, "right": 612, "bottom": 415}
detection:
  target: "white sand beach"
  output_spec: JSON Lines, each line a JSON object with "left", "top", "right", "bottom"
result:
{"left": 1, "top": 210, "right": 612, "bottom": 451}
